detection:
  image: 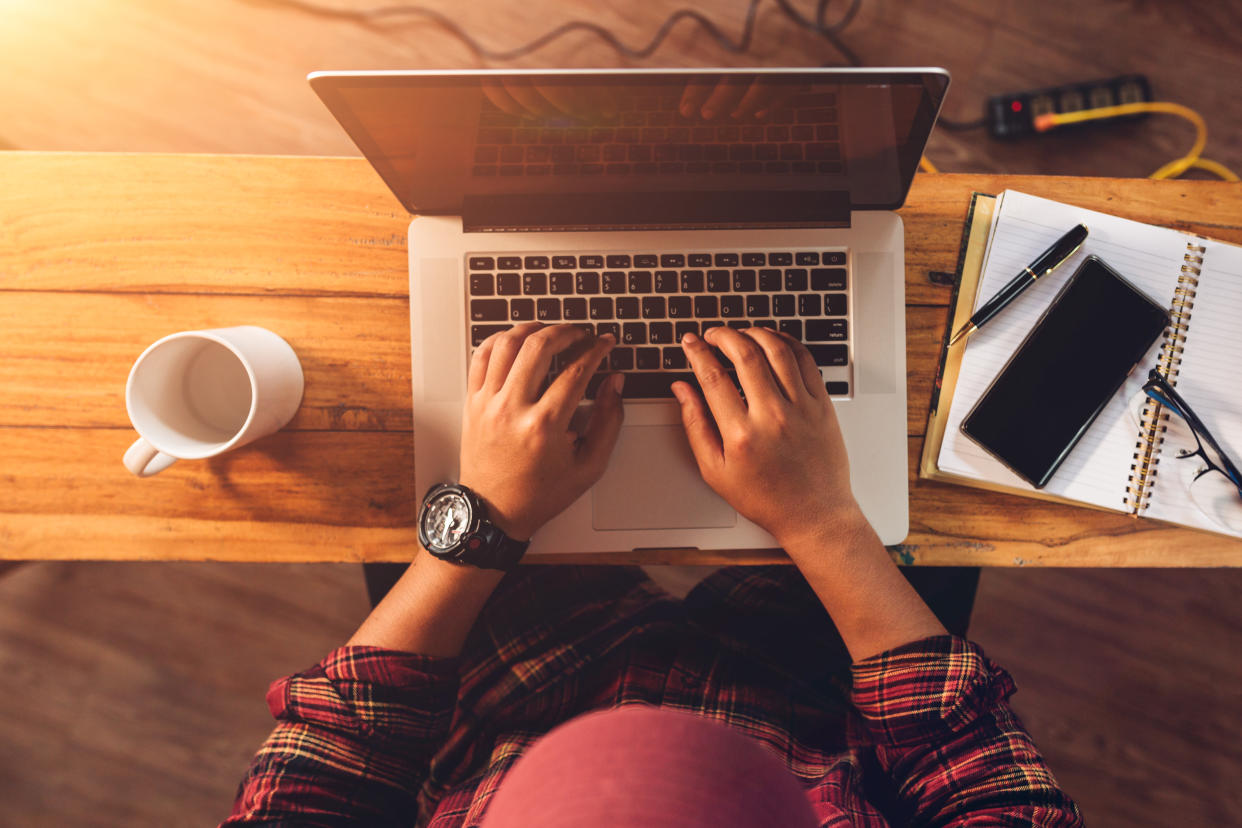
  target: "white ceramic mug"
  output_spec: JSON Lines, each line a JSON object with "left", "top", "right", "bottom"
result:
{"left": 123, "top": 326, "right": 304, "bottom": 477}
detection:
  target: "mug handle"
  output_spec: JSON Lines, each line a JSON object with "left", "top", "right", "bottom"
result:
{"left": 123, "top": 437, "right": 178, "bottom": 477}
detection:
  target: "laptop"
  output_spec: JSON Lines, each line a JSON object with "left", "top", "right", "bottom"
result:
{"left": 310, "top": 68, "right": 949, "bottom": 551}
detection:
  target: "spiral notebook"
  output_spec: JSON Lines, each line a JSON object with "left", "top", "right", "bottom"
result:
{"left": 921, "top": 190, "right": 1242, "bottom": 538}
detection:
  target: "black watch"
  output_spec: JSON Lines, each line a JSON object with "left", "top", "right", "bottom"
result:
{"left": 417, "top": 483, "right": 529, "bottom": 571}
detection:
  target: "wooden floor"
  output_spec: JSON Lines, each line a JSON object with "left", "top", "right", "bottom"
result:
{"left": 2, "top": 1, "right": 1241, "bottom": 825}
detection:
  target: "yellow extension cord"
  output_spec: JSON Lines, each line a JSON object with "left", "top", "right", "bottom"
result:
{"left": 918, "top": 101, "right": 1240, "bottom": 181}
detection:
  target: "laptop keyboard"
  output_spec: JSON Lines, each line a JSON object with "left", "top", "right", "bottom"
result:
{"left": 466, "top": 249, "right": 851, "bottom": 399}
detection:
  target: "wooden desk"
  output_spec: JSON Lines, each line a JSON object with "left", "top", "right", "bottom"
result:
{"left": 3, "top": 152, "right": 1240, "bottom": 565}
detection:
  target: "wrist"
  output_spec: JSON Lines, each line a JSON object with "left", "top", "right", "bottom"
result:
{"left": 456, "top": 480, "right": 536, "bottom": 542}
{"left": 775, "top": 501, "right": 874, "bottom": 563}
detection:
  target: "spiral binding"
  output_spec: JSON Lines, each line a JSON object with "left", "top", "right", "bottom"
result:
{"left": 1125, "top": 241, "right": 1205, "bottom": 513}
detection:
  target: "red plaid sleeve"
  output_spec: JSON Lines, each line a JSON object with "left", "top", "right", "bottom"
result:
{"left": 222, "top": 645, "right": 459, "bottom": 826}
{"left": 851, "top": 635, "right": 1083, "bottom": 827}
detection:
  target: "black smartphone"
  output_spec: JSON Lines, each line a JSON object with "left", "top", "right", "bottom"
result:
{"left": 961, "top": 255, "right": 1169, "bottom": 488}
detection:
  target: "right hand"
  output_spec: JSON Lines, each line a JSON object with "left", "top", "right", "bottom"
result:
{"left": 671, "top": 327, "right": 864, "bottom": 550}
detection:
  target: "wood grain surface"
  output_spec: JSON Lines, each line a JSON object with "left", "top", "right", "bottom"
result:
{"left": 3, "top": 153, "right": 1240, "bottom": 564}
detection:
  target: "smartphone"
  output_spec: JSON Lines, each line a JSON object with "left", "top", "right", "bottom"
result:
{"left": 961, "top": 255, "right": 1169, "bottom": 488}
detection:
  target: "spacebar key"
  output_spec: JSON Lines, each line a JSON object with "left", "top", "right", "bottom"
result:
{"left": 585, "top": 372, "right": 692, "bottom": 399}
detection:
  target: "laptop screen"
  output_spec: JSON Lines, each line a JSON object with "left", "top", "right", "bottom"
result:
{"left": 310, "top": 69, "right": 948, "bottom": 222}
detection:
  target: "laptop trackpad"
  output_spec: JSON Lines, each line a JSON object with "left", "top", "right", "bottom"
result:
{"left": 592, "top": 425, "right": 737, "bottom": 531}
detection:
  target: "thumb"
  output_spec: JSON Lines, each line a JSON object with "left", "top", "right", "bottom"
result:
{"left": 672, "top": 381, "right": 723, "bottom": 478}
{"left": 577, "top": 372, "right": 626, "bottom": 481}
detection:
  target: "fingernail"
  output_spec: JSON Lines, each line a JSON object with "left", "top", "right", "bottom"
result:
{"left": 754, "top": 109, "right": 768, "bottom": 120}
{"left": 682, "top": 332, "right": 699, "bottom": 345}
{"left": 670, "top": 383, "right": 685, "bottom": 403}
{"left": 600, "top": 332, "right": 616, "bottom": 344}
{"left": 612, "top": 373, "right": 625, "bottom": 394}
{"left": 701, "top": 107, "right": 715, "bottom": 119}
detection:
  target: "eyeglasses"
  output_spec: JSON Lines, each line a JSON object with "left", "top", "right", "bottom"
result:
{"left": 1128, "top": 369, "right": 1242, "bottom": 534}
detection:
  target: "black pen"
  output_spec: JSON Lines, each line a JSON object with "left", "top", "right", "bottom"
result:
{"left": 950, "top": 223, "right": 1090, "bottom": 346}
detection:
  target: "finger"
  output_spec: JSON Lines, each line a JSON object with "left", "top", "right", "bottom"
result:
{"left": 700, "top": 76, "right": 751, "bottom": 121}
{"left": 576, "top": 373, "right": 626, "bottom": 482}
{"left": 681, "top": 331, "right": 746, "bottom": 427}
{"left": 750, "top": 85, "right": 795, "bottom": 121}
{"left": 541, "top": 334, "right": 616, "bottom": 425}
{"left": 481, "top": 80, "right": 527, "bottom": 118}
{"left": 483, "top": 323, "right": 543, "bottom": 393}
{"left": 776, "top": 329, "right": 829, "bottom": 400}
{"left": 702, "top": 326, "right": 783, "bottom": 410}
{"left": 671, "top": 380, "right": 724, "bottom": 477}
{"left": 503, "top": 324, "right": 588, "bottom": 403}
{"left": 743, "top": 327, "right": 807, "bottom": 402}
{"left": 680, "top": 77, "right": 715, "bottom": 119}
{"left": 503, "top": 79, "right": 558, "bottom": 118}
{"left": 468, "top": 335, "right": 496, "bottom": 394}
{"left": 531, "top": 84, "right": 581, "bottom": 118}
{"left": 731, "top": 78, "right": 776, "bottom": 120}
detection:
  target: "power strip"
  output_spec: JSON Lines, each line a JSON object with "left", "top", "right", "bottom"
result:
{"left": 986, "top": 74, "right": 1152, "bottom": 139}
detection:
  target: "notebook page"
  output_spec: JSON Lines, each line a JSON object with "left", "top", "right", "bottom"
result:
{"left": 1144, "top": 241, "right": 1242, "bottom": 537}
{"left": 937, "top": 190, "right": 1188, "bottom": 510}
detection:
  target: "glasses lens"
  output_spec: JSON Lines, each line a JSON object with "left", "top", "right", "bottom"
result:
{"left": 1188, "top": 468, "right": 1242, "bottom": 535}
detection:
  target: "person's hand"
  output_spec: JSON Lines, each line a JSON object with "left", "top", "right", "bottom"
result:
{"left": 459, "top": 323, "right": 625, "bottom": 542}
{"left": 481, "top": 78, "right": 617, "bottom": 121}
{"left": 671, "top": 327, "right": 861, "bottom": 550}
{"left": 678, "top": 76, "right": 796, "bottom": 121}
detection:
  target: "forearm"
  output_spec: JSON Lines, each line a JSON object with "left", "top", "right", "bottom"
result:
{"left": 348, "top": 548, "right": 505, "bottom": 656}
{"left": 781, "top": 507, "right": 946, "bottom": 662}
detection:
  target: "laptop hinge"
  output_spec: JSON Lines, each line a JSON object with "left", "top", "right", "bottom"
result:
{"left": 461, "top": 191, "right": 851, "bottom": 232}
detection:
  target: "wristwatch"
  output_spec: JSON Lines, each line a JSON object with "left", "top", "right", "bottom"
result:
{"left": 417, "top": 483, "right": 529, "bottom": 571}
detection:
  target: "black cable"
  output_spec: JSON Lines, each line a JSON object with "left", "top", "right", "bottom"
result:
{"left": 241, "top": 0, "right": 864, "bottom": 65}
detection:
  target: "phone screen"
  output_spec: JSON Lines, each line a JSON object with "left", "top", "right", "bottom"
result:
{"left": 961, "top": 256, "right": 1169, "bottom": 488}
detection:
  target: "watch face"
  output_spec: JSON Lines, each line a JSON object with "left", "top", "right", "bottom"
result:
{"left": 422, "top": 491, "right": 472, "bottom": 551}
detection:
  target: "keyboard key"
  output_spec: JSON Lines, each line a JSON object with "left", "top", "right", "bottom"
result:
{"left": 471, "top": 299, "right": 508, "bottom": 321}
{"left": 706, "top": 270, "right": 730, "bottom": 292}
{"left": 808, "top": 344, "right": 847, "bottom": 366}
{"left": 720, "top": 295, "right": 744, "bottom": 318}
{"left": 575, "top": 272, "right": 601, "bottom": 294}
{"left": 805, "top": 318, "right": 847, "bottom": 340}
{"left": 680, "top": 270, "right": 705, "bottom": 293}
{"left": 634, "top": 254, "right": 658, "bottom": 268}
{"left": 610, "top": 347, "right": 635, "bottom": 371}
{"left": 523, "top": 255, "right": 549, "bottom": 270}
{"left": 523, "top": 272, "right": 547, "bottom": 295}
{"left": 732, "top": 269, "right": 756, "bottom": 292}
{"left": 822, "top": 251, "right": 847, "bottom": 266}
{"left": 590, "top": 297, "right": 614, "bottom": 320}
{"left": 550, "top": 272, "right": 574, "bottom": 295}
{"left": 701, "top": 320, "right": 725, "bottom": 334}
{"left": 727, "top": 320, "right": 749, "bottom": 329}
{"left": 636, "top": 347, "right": 661, "bottom": 370}
{"left": 826, "top": 381, "right": 849, "bottom": 396}
{"left": 468, "top": 256, "right": 495, "bottom": 270}
{"left": 675, "top": 321, "right": 699, "bottom": 340}
{"left": 497, "top": 273, "right": 521, "bottom": 296}
{"left": 629, "top": 271, "right": 653, "bottom": 293}
{"left": 615, "top": 297, "right": 640, "bottom": 320}
{"left": 537, "top": 298, "right": 561, "bottom": 321}
{"left": 741, "top": 252, "right": 766, "bottom": 266}
{"left": 654, "top": 271, "right": 679, "bottom": 294}
{"left": 753, "top": 320, "right": 777, "bottom": 330}
{"left": 758, "top": 269, "right": 782, "bottom": 291}
{"left": 693, "top": 295, "right": 718, "bottom": 318}
{"left": 824, "top": 294, "right": 847, "bottom": 316}
{"left": 795, "top": 252, "right": 819, "bottom": 266}
{"left": 552, "top": 255, "right": 577, "bottom": 269}
{"left": 745, "top": 295, "right": 769, "bottom": 317}
{"left": 580, "top": 255, "right": 604, "bottom": 269}
{"left": 510, "top": 298, "right": 535, "bottom": 321}
{"left": 714, "top": 252, "right": 739, "bottom": 267}
{"left": 563, "top": 298, "right": 588, "bottom": 320}
{"left": 601, "top": 271, "right": 626, "bottom": 294}
{"left": 769, "top": 252, "right": 793, "bottom": 266}
{"left": 606, "top": 254, "right": 632, "bottom": 269}
{"left": 641, "top": 297, "right": 666, "bottom": 319}
{"left": 620, "top": 371, "right": 703, "bottom": 399}
{"left": 798, "top": 294, "right": 820, "bottom": 316}
{"left": 688, "top": 253, "right": 712, "bottom": 267}
{"left": 469, "top": 273, "right": 494, "bottom": 296}
{"left": 668, "top": 296, "right": 692, "bottom": 318}
{"left": 498, "top": 256, "right": 522, "bottom": 270}
{"left": 785, "top": 268, "right": 808, "bottom": 291}
{"left": 662, "top": 347, "right": 688, "bottom": 370}
{"left": 597, "top": 322, "right": 621, "bottom": 341}
{"left": 622, "top": 323, "right": 647, "bottom": 345}
{"left": 811, "top": 268, "right": 847, "bottom": 291}
{"left": 773, "top": 295, "right": 796, "bottom": 317}
{"left": 471, "top": 324, "right": 510, "bottom": 346}
{"left": 660, "top": 253, "right": 685, "bottom": 268}
{"left": 779, "top": 319, "right": 802, "bottom": 339}
{"left": 649, "top": 322, "right": 674, "bottom": 344}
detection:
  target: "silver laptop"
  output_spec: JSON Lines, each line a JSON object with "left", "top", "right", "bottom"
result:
{"left": 310, "top": 68, "right": 948, "bottom": 551}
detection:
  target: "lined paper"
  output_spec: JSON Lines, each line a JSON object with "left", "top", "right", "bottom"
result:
{"left": 1144, "top": 241, "right": 1242, "bottom": 537}
{"left": 937, "top": 190, "right": 1188, "bottom": 511}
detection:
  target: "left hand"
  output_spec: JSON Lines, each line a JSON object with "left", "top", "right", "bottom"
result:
{"left": 459, "top": 323, "right": 625, "bottom": 541}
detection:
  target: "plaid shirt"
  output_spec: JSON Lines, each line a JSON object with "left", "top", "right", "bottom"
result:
{"left": 224, "top": 566, "right": 1082, "bottom": 827}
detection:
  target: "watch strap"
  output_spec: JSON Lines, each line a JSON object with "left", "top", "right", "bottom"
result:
{"left": 461, "top": 520, "right": 529, "bottom": 571}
